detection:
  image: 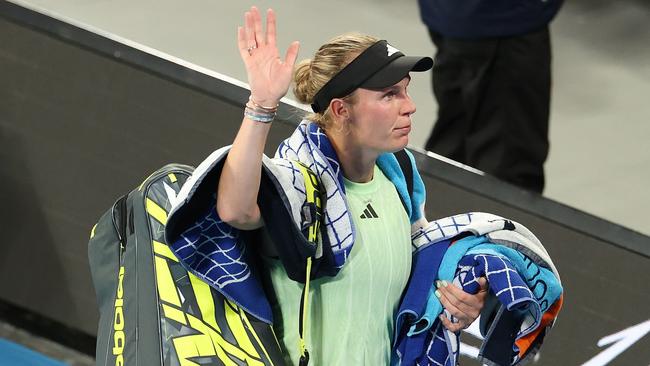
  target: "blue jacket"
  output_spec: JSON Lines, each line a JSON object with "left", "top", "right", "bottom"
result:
{"left": 418, "top": 0, "right": 563, "bottom": 39}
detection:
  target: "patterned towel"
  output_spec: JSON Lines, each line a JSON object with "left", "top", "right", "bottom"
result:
{"left": 393, "top": 214, "right": 563, "bottom": 366}
{"left": 409, "top": 212, "right": 559, "bottom": 280}
{"left": 275, "top": 121, "right": 428, "bottom": 262}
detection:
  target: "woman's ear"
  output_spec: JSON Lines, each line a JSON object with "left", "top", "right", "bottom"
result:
{"left": 329, "top": 98, "right": 349, "bottom": 121}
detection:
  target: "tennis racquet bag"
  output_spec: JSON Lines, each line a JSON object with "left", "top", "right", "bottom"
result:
{"left": 88, "top": 163, "right": 285, "bottom": 366}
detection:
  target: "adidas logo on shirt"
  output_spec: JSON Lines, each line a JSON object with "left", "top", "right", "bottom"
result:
{"left": 360, "top": 203, "right": 379, "bottom": 219}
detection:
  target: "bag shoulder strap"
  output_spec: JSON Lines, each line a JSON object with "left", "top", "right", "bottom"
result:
{"left": 292, "top": 161, "right": 325, "bottom": 366}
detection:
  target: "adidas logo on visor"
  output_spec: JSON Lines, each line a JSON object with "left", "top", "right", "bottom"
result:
{"left": 359, "top": 203, "right": 379, "bottom": 219}
{"left": 387, "top": 44, "right": 399, "bottom": 57}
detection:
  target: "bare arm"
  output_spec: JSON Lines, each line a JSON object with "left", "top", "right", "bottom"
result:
{"left": 216, "top": 7, "right": 299, "bottom": 230}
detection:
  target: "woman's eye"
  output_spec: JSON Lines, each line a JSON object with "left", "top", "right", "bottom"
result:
{"left": 384, "top": 91, "right": 396, "bottom": 99}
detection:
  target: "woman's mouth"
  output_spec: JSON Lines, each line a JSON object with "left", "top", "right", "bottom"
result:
{"left": 394, "top": 125, "right": 411, "bottom": 134}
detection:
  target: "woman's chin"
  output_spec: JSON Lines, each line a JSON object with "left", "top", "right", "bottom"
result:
{"left": 386, "top": 137, "right": 409, "bottom": 152}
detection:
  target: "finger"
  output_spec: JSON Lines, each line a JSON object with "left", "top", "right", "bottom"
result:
{"left": 477, "top": 277, "right": 489, "bottom": 292}
{"left": 440, "top": 279, "right": 486, "bottom": 307}
{"left": 266, "top": 8, "right": 276, "bottom": 46}
{"left": 237, "top": 26, "right": 248, "bottom": 58}
{"left": 436, "top": 288, "right": 471, "bottom": 324}
{"left": 251, "top": 6, "right": 265, "bottom": 46}
{"left": 283, "top": 41, "right": 300, "bottom": 67}
{"left": 437, "top": 281, "right": 477, "bottom": 316}
{"left": 245, "top": 11, "right": 256, "bottom": 48}
{"left": 439, "top": 314, "right": 463, "bottom": 333}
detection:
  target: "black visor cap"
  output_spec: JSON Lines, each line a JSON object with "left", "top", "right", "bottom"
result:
{"left": 361, "top": 55, "right": 433, "bottom": 89}
{"left": 311, "top": 40, "right": 433, "bottom": 113}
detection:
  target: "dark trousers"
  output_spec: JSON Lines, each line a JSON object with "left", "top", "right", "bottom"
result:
{"left": 425, "top": 27, "right": 551, "bottom": 193}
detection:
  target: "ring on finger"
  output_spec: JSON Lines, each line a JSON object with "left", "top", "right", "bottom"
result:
{"left": 247, "top": 44, "right": 257, "bottom": 55}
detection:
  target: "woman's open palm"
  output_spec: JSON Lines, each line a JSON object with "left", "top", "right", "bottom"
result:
{"left": 237, "top": 7, "right": 299, "bottom": 106}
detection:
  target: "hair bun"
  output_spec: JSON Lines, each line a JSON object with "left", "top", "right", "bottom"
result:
{"left": 293, "top": 58, "right": 314, "bottom": 104}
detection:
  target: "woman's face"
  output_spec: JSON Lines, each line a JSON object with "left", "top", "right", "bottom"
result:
{"left": 346, "top": 76, "right": 416, "bottom": 154}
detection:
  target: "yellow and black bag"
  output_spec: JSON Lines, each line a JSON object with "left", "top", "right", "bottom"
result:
{"left": 88, "top": 163, "right": 285, "bottom": 366}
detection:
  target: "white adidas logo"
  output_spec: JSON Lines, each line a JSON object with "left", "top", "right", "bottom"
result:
{"left": 387, "top": 44, "right": 399, "bottom": 57}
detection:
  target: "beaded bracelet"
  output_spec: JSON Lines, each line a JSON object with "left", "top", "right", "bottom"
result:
{"left": 244, "top": 96, "right": 278, "bottom": 124}
{"left": 244, "top": 106, "right": 275, "bottom": 123}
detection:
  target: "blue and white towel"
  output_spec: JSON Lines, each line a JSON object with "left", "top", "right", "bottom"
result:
{"left": 393, "top": 214, "right": 563, "bottom": 366}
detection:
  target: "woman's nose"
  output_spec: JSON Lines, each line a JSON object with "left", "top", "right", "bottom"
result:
{"left": 403, "top": 94, "right": 416, "bottom": 116}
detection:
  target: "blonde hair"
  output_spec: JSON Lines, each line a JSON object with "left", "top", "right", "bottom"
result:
{"left": 293, "top": 33, "right": 379, "bottom": 130}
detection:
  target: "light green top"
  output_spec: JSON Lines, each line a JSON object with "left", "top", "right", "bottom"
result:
{"left": 267, "top": 165, "right": 412, "bottom": 366}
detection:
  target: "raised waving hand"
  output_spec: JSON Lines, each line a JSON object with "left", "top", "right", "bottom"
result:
{"left": 237, "top": 6, "right": 300, "bottom": 107}
{"left": 217, "top": 7, "right": 298, "bottom": 230}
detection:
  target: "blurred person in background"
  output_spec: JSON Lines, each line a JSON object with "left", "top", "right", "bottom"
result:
{"left": 418, "top": 0, "right": 563, "bottom": 193}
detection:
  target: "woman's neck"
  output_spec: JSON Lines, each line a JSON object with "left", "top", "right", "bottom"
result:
{"left": 329, "top": 132, "right": 378, "bottom": 183}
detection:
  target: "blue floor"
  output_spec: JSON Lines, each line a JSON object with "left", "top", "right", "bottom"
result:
{"left": 0, "top": 339, "right": 67, "bottom": 366}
